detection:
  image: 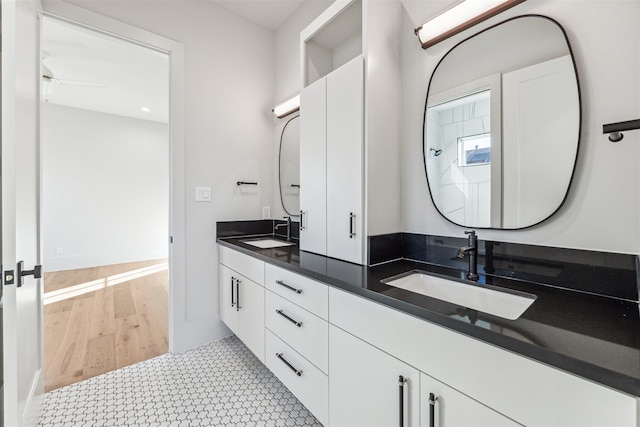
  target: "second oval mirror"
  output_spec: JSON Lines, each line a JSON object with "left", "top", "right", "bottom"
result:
{"left": 424, "top": 15, "right": 580, "bottom": 229}
{"left": 279, "top": 115, "right": 300, "bottom": 216}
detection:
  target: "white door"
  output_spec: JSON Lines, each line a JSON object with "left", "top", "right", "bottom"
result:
{"left": 329, "top": 325, "right": 419, "bottom": 426}
{"left": 299, "top": 77, "right": 327, "bottom": 256}
{"left": 218, "top": 264, "right": 239, "bottom": 335}
{"left": 326, "top": 56, "right": 364, "bottom": 265}
{"left": 2, "top": 0, "right": 44, "bottom": 425}
{"left": 420, "top": 372, "right": 521, "bottom": 427}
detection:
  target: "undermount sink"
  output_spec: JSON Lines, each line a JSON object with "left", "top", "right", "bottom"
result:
{"left": 243, "top": 238, "right": 296, "bottom": 249}
{"left": 382, "top": 271, "right": 536, "bottom": 320}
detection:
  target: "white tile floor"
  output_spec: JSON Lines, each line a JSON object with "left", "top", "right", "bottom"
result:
{"left": 39, "top": 336, "right": 322, "bottom": 426}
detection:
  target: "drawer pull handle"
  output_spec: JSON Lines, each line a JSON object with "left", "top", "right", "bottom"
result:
{"left": 349, "top": 212, "right": 356, "bottom": 238}
{"left": 275, "top": 280, "right": 302, "bottom": 294}
{"left": 276, "top": 309, "right": 303, "bottom": 327}
{"left": 399, "top": 376, "right": 407, "bottom": 427}
{"left": 429, "top": 392, "right": 438, "bottom": 427}
{"left": 235, "top": 278, "right": 241, "bottom": 311}
{"left": 276, "top": 353, "right": 302, "bottom": 376}
{"left": 231, "top": 277, "right": 236, "bottom": 307}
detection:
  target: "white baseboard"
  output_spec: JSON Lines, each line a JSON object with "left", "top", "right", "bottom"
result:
{"left": 43, "top": 247, "right": 169, "bottom": 272}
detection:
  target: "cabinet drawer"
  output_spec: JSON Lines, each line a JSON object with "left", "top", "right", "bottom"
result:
{"left": 329, "top": 288, "right": 637, "bottom": 426}
{"left": 265, "top": 264, "right": 328, "bottom": 319}
{"left": 219, "top": 245, "right": 264, "bottom": 285}
{"left": 266, "top": 330, "right": 328, "bottom": 426}
{"left": 266, "top": 291, "right": 328, "bottom": 373}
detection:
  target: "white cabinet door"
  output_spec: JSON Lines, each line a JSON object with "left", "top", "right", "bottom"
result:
{"left": 420, "top": 373, "right": 520, "bottom": 427}
{"left": 219, "top": 263, "right": 264, "bottom": 362}
{"left": 300, "top": 76, "right": 327, "bottom": 256}
{"left": 236, "top": 274, "right": 265, "bottom": 363}
{"left": 219, "top": 264, "right": 239, "bottom": 335}
{"left": 329, "top": 325, "right": 419, "bottom": 427}
{"left": 326, "top": 56, "right": 364, "bottom": 265}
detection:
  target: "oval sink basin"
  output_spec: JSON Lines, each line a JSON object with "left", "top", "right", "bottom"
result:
{"left": 382, "top": 271, "right": 536, "bottom": 320}
{"left": 243, "top": 238, "right": 296, "bottom": 249}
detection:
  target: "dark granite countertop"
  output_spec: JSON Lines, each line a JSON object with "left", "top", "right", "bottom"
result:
{"left": 217, "top": 235, "right": 640, "bottom": 397}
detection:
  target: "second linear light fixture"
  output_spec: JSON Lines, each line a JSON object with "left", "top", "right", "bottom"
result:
{"left": 272, "top": 94, "right": 300, "bottom": 119}
{"left": 414, "top": 0, "right": 526, "bottom": 49}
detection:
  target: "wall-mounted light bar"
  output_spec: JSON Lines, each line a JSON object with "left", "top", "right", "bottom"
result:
{"left": 272, "top": 94, "right": 300, "bottom": 119}
{"left": 414, "top": 0, "right": 526, "bottom": 49}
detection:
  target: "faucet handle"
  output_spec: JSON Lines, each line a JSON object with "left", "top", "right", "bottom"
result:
{"left": 464, "top": 230, "right": 476, "bottom": 236}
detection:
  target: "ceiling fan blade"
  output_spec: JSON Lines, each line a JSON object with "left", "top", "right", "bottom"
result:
{"left": 43, "top": 75, "right": 106, "bottom": 87}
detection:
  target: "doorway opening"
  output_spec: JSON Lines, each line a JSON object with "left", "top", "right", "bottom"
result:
{"left": 41, "top": 16, "right": 170, "bottom": 392}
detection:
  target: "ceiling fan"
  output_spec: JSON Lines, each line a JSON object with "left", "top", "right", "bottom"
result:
{"left": 41, "top": 57, "right": 106, "bottom": 88}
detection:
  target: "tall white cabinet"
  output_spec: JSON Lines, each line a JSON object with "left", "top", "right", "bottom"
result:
{"left": 298, "top": 0, "right": 404, "bottom": 265}
{"left": 299, "top": 76, "right": 327, "bottom": 257}
{"left": 300, "top": 56, "right": 364, "bottom": 265}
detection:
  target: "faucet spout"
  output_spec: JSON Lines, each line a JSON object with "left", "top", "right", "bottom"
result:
{"left": 458, "top": 230, "right": 479, "bottom": 281}
{"left": 275, "top": 216, "right": 292, "bottom": 241}
{"left": 457, "top": 246, "right": 474, "bottom": 258}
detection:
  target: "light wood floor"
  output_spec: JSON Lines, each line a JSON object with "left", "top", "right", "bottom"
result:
{"left": 44, "top": 259, "right": 169, "bottom": 392}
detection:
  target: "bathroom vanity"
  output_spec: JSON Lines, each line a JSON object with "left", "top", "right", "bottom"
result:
{"left": 217, "top": 232, "right": 639, "bottom": 426}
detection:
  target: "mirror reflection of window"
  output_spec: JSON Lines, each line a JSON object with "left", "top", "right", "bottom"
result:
{"left": 427, "top": 87, "right": 494, "bottom": 228}
{"left": 458, "top": 133, "right": 491, "bottom": 167}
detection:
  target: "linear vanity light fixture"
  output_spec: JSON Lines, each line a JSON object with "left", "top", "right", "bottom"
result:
{"left": 272, "top": 94, "right": 300, "bottom": 119}
{"left": 414, "top": 0, "right": 526, "bottom": 49}
{"left": 603, "top": 119, "right": 640, "bottom": 142}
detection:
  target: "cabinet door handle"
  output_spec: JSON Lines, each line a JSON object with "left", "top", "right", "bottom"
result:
{"left": 275, "top": 280, "right": 302, "bottom": 294}
{"left": 275, "top": 309, "right": 303, "bottom": 327}
{"left": 399, "top": 375, "right": 407, "bottom": 427}
{"left": 276, "top": 353, "right": 302, "bottom": 376}
{"left": 349, "top": 212, "right": 356, "bottom": 238}
{"left": 300, "top": 210, "right": 305, "bottom": 230}
{"left": 231, "top": 277, "right": 236, "bottom": 307}
{"left": 235, "top": 278, "right": 241, "bottom": 311}
{"left": 429, "top": 392, "right": 438, "bottom": 427}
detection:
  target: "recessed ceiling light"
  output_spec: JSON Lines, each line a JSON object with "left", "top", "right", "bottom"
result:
{"left": 141, "top": 107, "right": 151, "bottom": 112}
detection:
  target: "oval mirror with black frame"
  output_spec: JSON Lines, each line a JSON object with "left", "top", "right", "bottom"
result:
{"left": 424, "top": 15, "right": 581, "bottom": 229}
{"left": 279, "top": 115, "right": 300, "bottom": 216}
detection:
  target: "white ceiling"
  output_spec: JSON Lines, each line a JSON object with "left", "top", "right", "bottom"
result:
{"left": 42, "top": 16, "right": 169, "bottom": 123}
{"left": 214, "top": 0, "right": 306, "bottom": 30}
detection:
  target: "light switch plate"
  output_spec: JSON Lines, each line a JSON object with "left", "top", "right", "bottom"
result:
{"left": 195, "top": 186, "right": 211, "bottom": 202}
{"left": 262, "top": 206, "right": 270, "bottom": 219}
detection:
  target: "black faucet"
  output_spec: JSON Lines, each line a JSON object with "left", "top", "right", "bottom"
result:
{"left": 457, "top": 230, "right": 479, "bottom": 281}
{"left": 275, "top": 217, "right": 292, "bottom": 241}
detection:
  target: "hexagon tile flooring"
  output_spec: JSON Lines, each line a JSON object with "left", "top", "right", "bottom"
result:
{"left": 38, "top": 336, "right": 323, "bottom": 426}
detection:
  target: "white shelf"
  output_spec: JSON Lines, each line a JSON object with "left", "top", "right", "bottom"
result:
{"left": 301, "top": 0, "right": 362, "bottom": 87}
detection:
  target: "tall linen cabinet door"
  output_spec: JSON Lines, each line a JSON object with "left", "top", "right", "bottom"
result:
{"left": 326, "top": 56, "right": 364, "bottom": 265}
{"left": 299, "top": 77, "right": 327, "bottom": 256}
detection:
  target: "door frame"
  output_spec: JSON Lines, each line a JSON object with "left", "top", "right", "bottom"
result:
{"left": 41, "top": 1, "right": 187, "bottom": 353}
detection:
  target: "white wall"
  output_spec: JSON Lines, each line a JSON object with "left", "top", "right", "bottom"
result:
{"left": 42, "top": 103, "right": 169, "bottom": 272}
{"left": 49, "top": 0, "right": 276, "bottom": 350}
{"left": 272, "top": 0, "right": 332, "bottom": 220}
{"left": 401, "top": 0, "right": 640, "bottom": 255}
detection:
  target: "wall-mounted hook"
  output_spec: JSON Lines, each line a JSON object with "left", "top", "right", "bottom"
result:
{"left": 603, "top": 119, "right": 640, "bottom": 142}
